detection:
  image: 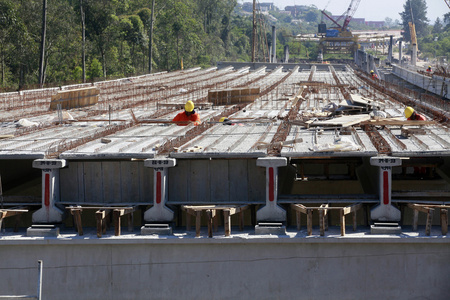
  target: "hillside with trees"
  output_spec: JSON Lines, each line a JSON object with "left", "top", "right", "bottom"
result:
{"left": 0, "top": 0, "right": 440, "bottom": 92}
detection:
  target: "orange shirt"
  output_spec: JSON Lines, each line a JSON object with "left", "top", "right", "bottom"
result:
{"left": 407, "top": 113, "right": 426, "bottom": 121}
{"left": 172, "top": 111, "right": 201, "bottom": 126}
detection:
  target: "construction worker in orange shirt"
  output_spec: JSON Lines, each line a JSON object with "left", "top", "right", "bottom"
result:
{"left": 426, "top": 66, "right": 432, "bottom": 73}
{"left": 370, "top": 70, "right": 378, "bottom": 80}
{"left": 404, "top": 106, "right": 426, "bottom": 121}
{"left": 172, "top": 100, "right": 201, "bottom": 126}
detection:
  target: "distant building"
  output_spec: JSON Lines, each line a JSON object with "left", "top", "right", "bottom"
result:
{"left": 242, "top": 2, "right": 275, "bottom": 13}
{"left": 365, "top": 21, "right": 385, "bottom": 28}
{"left": 329, "top": 15, "right": 385, "bottom": 28}
{"left": 284, "top": 5, "right": 309, "bottom": 17}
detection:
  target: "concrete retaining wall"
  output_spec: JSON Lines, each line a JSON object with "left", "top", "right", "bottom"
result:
{"left": 0, "top": 238, "right": 449, "bottom": 300}
{"left": 392, "top": 65, "right": 449, "bottom": 98}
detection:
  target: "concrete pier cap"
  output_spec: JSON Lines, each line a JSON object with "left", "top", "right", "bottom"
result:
{"left": 256, "top": 157, "right": 287, "bottom": 223}
{"left": 32, "top": 159, "right": 67, "bottom": 224}
{"left": 143, "top": 157, "right": 176, "bottom": 223}
{"left": 370, "top": 156, "right": 403, "bottom": 222}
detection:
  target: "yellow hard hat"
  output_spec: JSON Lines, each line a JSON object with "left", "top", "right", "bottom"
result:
{"left": 219, "top": 117, "right": 227, "bottom": 122}
{"left": 404, "top": 106, "right": 414, "bottom": 118}
{"left": 185, "top": 100, "right": 194, "bottom": 112}
{"left": 370, "top": 70, "right": 374, "bottom": 73}
{"left": 428, "top": 66, "right": 431, "bottom": 68}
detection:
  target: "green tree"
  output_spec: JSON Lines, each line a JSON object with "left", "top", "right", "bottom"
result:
{"left": 399, "top": 0, "right": 429, "bottom": 42}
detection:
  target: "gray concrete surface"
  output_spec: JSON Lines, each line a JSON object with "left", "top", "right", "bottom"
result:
{"left": 0, "top": 232, "right": 449, "bottom": 300}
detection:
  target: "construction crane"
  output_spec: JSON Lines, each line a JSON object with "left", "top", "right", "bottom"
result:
{"left": 408, "top": 0, "right": 418, "bottom": 66}
{"left": 445, "top": 0, "right": 450, "bottom": 9}
{"left": 317, "top": 0, "right": 361, "bottom": 59}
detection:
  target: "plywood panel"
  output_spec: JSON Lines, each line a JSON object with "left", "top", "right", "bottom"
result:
{"left": 247, "top": 159, "right": 265, "bottom": 203}
{"left": 139, "top": 162, "right": 153, "bottom": 204}
{"left": 60, "top": 162, "right": 79, "bottom": 203}
{"left": 120, "top": 161, "right": 140, "bottom": 202}
{"left": 50, "top": 87, "right": 99, "bottom": 110}
{"left": 83, "top": 161, "right": 103, "bottom": 203}
{"left": 229, "top": 160, "right": 248, "bottom": 203}
{"left": 168, "top": 160, "right": 189, "bottom": 203}
{"left": 103, "top": 161, "right": 122, "bottom": 203}
{"left": 190, "top": 160, "right": 210, "bottom": 203}
{"left": 210, "top": 160, "right": 229, "bottom": 203}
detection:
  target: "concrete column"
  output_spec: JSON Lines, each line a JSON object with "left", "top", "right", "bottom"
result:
{"left": 399, "top": 40, "right": 402, "bottom": 63}
{"left": 411, "top": 44, "right": 417, "bottom": 66}
{"left": 32, "top": 159, "right": 67, "bottom": 223}
{"left": 388, "top": 35, "right": 393, "bottom": 62}
{"left": 143, "top": 158, "right": 176, "bottom": 222}
{"left": 272, "top": 26, "right": 276, "bottom": 63}
{"left": 370, "top": 157, "right": 402, "bottom": 222}
{"left": 256, "top": 157, "right": 287, "bottom": 222}
{"left": 284, "top": 45, "right": 289, "bottom": 63}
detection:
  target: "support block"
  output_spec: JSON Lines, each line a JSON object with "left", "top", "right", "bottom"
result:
{"left": 256, "top": 157, "right": 287, "bottom": 168}
{"left": 27, "top": 225, "right": 60, "bottom": 237}
{"left": 32, "top": 159, "right": 67, "bottom": 169}
{"left": 144, "top": 205, "right": 174, "bottom": 223}
{"left": 256, "top": 204, "right": 286, "bottom": 222}
{"left": 255, "top": 223, "right": 286, "bottom": 235}
{"left": 370, "top": 223, "right": 402, "bottom": 234}
{"left": 141, "top": 224, "right": 172, "bottom": 235}
{"left": 32, "top": 206, "right": 64, "bottom": 223}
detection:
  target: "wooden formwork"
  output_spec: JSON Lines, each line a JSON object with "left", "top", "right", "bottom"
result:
{"left": 181, "top": 205, "right": 249, "bottom": 237}
{"left": 290, "top": 203, "right": 362, "bottom": 236}
{"left": 408, "top": 203, "right": 449, "bottom": 236}
{"left": 50, "top": 87, "right": 100, "bottom": 110}
{"left": 207, "top": 87, "right": 260, "bottom": 106}
{"left": 67, "top": 206, "right": 135, "bottom": 237}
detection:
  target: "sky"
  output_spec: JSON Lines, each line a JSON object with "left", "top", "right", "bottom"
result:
{"left": 241, "top": 0, "right": 449, "bottom": 23}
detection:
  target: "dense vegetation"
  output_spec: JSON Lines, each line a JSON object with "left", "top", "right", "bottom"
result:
{"left": 0, "top": 0, "right": 447, "bottom": 91}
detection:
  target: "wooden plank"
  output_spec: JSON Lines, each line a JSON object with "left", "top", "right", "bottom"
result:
{"left": 229, "top": 160, "right": 248, "bottom": 204}
{"left": 137, "top": 161, "right": 152, "bottom": 204}
{"left": 169, "top": 160, "right": 189, "bottom": 203}
{"left": 121, "top": 161, "right": 140, "bottom": 203}
{"left": 114, "top": 209, "right": 122, "bottom": 236}
{"left": 71, "top": 209, "right": 83, "bottom": 236}
{"left": 206, "top": 209, "right": 213, "bottom": 238}
{"left": 412, "top": 209, "right": 419, "bottom": 231}
{"left": 296, "top": 211, "right": 301, "bottom": 230}
{"left": 210, "top": 160, "right": 229, "bottom": 203}
{"left": 60, "top": 161, "right": 80, "bottom": 203}
{"left": 425, "top": 208, "right": 434, "bottom": 236}
{"left": 408, "top": 203, "right": 432, "bottom": 214}
{"left": 319, "top": 209, "right": 325, "bottom": 236}
{"left": 247, "top": 159, "right": 266, "bottom": 203}
{"left": 311, "top": 114, "right": 371, "bottom": 127}
{"left": 195, "top": 211, "right": 201, "bottom": 237}
{"left": 290, "top": 204, "right": 308, "bottom": 214}
{"left": 83, "top": 162, "right": 103, "bottom": 203}
{"left": 190, "top": 160, "right": 210, "bottom": 203}
{"left": 307, "top": 209, "right": 312, "bottom": 236}
{"left": 224, "top": 210, "right": 231, "bottom": 236}
{"left": 340, "top": 209, "right": 346, "bottom": 236}
{"left": 440, "top": 209, "right": 448, "bottom": 235}
{"left": 103, "top": 162, "right": 122, "bottom": 203}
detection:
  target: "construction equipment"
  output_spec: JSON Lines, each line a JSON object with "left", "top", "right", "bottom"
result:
{"left": 408, "top": 0, "right": 418, "bottom": 65}
{"left": 445, "top": 0, "right": 450, "bottom": 9}
{"left": 318, "top": 0, "right": 361, "bottom": 57}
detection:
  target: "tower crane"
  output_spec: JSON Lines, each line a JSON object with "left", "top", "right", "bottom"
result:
{"left": 445, "top": 0, "right": 450, "bottom": 9}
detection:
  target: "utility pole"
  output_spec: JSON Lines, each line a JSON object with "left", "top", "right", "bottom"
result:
{"left": 80, "top": 0, "right": 86, "bottom": 83}
{"left": 251, "top": 0, "right": 256, "bottom": 62}
{"left": 38, "top": 0, "right": 47, "bottom": 88}
{"left": 149, "top": 0, "right": 155, "bottom": 73}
